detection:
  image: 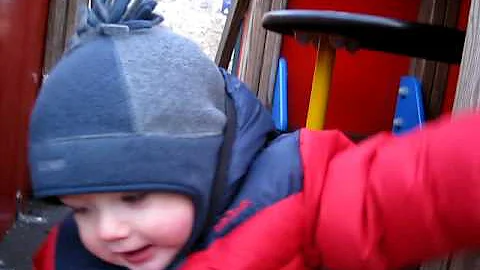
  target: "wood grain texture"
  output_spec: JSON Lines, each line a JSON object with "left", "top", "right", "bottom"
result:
{"left": 453, "top": 0, "right": 480, "bottom": 111}
{"left": 43, "top": 0, "right": 82, "bottom": 75}
{"left": 441, "top": 0, "right": 480, "bottom": 269}
{"left": 408, "top": 0, "right": 461, "bottom": 120}
{"left": 421, "top": 257, "right": 450, "bottom": 270}
{"left": 242, "top": 0, "right": 273, "bottom": 95}
{"left": 43, "top": 0, "right": 68, "bottom": 74}
{"left": 257, "top": 0, "right": 288, "bottom": 107}
{"left": 238, "top": 5, "right": 254, "bottom": 81}
{"left": 428, "top": 0, "right": 461, "bottom": 118}
{"left": 215, "top": 0, "right": 251, "bottom": 69}
{"left": 448, "top": 251, "right": 480, "bottom": 270}
{"left": 64, "top": 0, "right": 81, "bottom": 49}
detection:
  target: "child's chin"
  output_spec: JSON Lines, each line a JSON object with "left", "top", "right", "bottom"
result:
{"left": 123, "top": 254, "right": 175, "bottom": 270}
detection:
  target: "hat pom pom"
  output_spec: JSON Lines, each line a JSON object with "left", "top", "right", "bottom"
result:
{"left": 68, "top": 0, "right": 164, "bottom": 49}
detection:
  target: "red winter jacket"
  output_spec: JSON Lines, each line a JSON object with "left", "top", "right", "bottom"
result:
{"left": 35, "top": 113, "right": 480, "bottom": 270}
{"left": 181, "top": 113, "right": 480, "bottom": 270}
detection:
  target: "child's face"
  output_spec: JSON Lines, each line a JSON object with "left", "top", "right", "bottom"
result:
{"left": 61, "top": 192, "right": 194, "bottom": 270}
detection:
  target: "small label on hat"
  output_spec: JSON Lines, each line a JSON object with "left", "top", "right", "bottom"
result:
{"left": 37, "top": 159, "right": 66, "bottom": 172}
{"left": 99, "top": 23, "right": 130, "bottom": 36}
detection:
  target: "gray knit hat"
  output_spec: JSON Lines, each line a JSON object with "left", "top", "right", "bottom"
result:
{"left": 29, "top": 0, "right": 227, "bottom": 248}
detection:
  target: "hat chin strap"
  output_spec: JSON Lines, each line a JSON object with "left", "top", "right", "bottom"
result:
{"left": 203, "top": 94, "right": 237, "bottom": 235}
{"left": 169, "top": 94, "right": 236, "bottom": 270}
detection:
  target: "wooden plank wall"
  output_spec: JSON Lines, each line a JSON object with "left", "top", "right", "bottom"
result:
{"left": 215, "top": 0, "right": 288, "bottom": 107}
{"left": 43, "top": 0, "right": 82, "bottom": 75}
{"left": 448, "top": 0, "right": 480, "bottom": 268}
{"left": 423, "top": 0, "right": 480, "bottom": 269}
{"left": 453, "top": 0, "right": 480, "bottom": 111}
{"left": 409, "top": 0, "right": 461, "bottom": 120}
{"left": 242, "top": 0, "right": 273, "bottom": 96}
{"left": 215, "top": 0, "right": 251, "bottom": 69}
{"left": 257, "top": 0, "right": 289, "bottom": 109}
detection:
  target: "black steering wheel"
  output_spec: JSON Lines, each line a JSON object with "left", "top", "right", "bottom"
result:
{"left": 262, "top": 10, "right": 465, "bottom": 64}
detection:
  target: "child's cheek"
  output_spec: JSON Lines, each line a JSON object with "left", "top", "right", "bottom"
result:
{"left": 141, "top": 206, "right": 194, "bottom": 246}
{"left": 77, "top": 224, "right": 119, "bottom": 265}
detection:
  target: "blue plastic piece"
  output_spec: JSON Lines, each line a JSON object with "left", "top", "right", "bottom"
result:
{"left": 272, "top": 57, "right": 288, "bottom": 131}
{"left": 392, "top": 76, "right": 425, "bottom": 135}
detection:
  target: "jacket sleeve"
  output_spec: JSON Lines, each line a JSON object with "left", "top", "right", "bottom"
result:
{"left": 182, "top": 112, "right": 480, "bottom": 270}
{"left": 181, "top": 193, "right": 307, "bottom": 270}
{"left": 302, "top": 112, "right": 480, "bottom": 270}
{"left": 33, "top": 225, "right": 58, "bottom": 270}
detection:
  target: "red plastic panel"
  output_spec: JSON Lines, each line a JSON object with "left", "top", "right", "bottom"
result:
{"left": 0, "top": 0, "right": 48, "bottom": 238}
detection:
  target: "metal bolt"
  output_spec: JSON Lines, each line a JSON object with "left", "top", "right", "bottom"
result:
{"left": 393, "top": 117, "right": 404, "bottom": 127}
{"left": 398, "top": 86, "right": 409, "bottom": 98}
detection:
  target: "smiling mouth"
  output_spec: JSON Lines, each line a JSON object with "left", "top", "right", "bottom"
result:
{"left": 119, "top": 244, "right": 154, "bottom": 265}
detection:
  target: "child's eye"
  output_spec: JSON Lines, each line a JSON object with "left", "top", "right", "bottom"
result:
{"left": 121, "top": 192, "right": 148, "bottom": 204}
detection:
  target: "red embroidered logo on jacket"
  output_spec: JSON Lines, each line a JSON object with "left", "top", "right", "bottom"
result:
{"left": 214, "top": 200, "right": 252, "bottom": 232}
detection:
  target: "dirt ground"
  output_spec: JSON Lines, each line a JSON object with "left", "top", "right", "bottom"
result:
{"left": 154, "top": 0, "right": 227, "bottom": 60}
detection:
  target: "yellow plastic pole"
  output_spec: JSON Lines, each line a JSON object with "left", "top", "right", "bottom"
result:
{"left": 306, "top": 39, "right": 336, "bottom": 130}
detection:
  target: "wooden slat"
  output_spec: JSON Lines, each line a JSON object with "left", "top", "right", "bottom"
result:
{"left": 421, "top": 258, "right": 450, "bottom": 270}
{"left": 43, "top": 0, "right": 82, "bottom": 75}
{"left": 453, "top": 0, "right": 480, "bottom": 111}
{"left": 238, "top": 5, "right": 254, "bottom": 80}
{"left": 428, "top": 0, "right": 461, "bottom": 118}
{"left": 64, "top": 0, "right": 81, "bottom": 49}
{"left": 409, "top": 0, "right": 447, "bottom": 76}
{"left": 257, "top": 0, "right": 288, "bottom": 108}
{"left": 408, "top": 0, "right": 447, "bottom": 120}
{"left": 215, "top": 0, "right": 251, "bottom": 69}
{"left": 242, "top": 0, "right": 273, "bottom": 94}
{"left": 409, "top": 0, "right": 461, "bottom": 120}
{"left": 448, "top": 251, "right": 480, "bottom": 270}
{"left": 417, "top": 1, "right": 462, "bottom": 269}
{"left": 43, "top": 0, "right": 69, "bottom": 75}
{"left": 444, "top": 0, "right": 480, "bottom": 268}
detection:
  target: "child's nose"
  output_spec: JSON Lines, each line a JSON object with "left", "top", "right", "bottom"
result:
{"left": 97, "top": 212, "right": 130, "bottom": 242}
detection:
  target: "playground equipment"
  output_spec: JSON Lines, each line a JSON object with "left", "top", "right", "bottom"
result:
{"left": 262, "top": 10, "right": 465, "bottom": 133}
{"left": 272, "top": 57, "right": 288, "bottom": 131}
{"left": 393, "top": 76, "right": 425, "bottom": 134}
